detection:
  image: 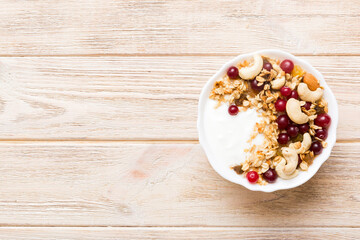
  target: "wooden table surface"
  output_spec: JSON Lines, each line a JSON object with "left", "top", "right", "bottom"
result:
{"left": 0, "top": 1, "right": 359, "bottom": 239}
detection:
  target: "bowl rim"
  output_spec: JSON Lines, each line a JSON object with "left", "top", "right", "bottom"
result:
{"left": 197, "top": 49, "right": 338, "bottom": 192}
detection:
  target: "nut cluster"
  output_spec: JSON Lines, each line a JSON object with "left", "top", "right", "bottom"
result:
{"left": 209, "top": 55, "right": 331, "bottom": 185}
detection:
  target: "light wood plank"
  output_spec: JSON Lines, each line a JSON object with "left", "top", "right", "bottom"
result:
{"left": 0, "top": 227, "right": 358, "bottom": 240}
{"left": 0, "top": 1, "right": 359, "bottom": 55}
{"left": 0, "top": 142, "right": 357, "bottom": 226}
{"left": 0, "top": 56, "right": 358, "bottom": 140}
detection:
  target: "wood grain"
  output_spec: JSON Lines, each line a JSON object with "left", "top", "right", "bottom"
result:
{"left": 0, "top": 142, "right": 357, "bottom": 227}
{"left": 0, "top": 1, "right": 359, "bottom": 55}
{"left": 0, "top": 0, "right": 358, "bottom": 237}
{"left": 0, "top": 227, "right": 358, "bottom": 240}
{"left": 0, "top": 56, "right": 358, "bottom": 140}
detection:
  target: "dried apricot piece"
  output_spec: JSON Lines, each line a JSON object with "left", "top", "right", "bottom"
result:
{"left": 291, "top": 65, "right": 305, "bottom": 77}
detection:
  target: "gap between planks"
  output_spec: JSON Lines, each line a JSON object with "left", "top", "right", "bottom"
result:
{"left": 0, "top": 225, "right": 359, "bottom": 229}
{"left": 0, "top": 227, "right": 359, "bottom": 239}
{"left": 0, "top": 139, "right": 356, "bottom": 144}
{"left": 0, "top": 139, "right": 199, "bottom": 144}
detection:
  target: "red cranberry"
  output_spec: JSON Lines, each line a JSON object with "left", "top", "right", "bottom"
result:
{"left": 278, "top": 133, "right": 290, "bottom": 144}
{"left": 263, "top": 169, "right": 277, "bottom": 183}
{"left": 288, "top": 90, "right": 299, "bottom": 100}
{"left": 228, "top": 105, "right": 239, "bottom": 116}
{"left": 287, "top": 125, "right": 299, "bottom": 138}
{"left": 315, "top": 113, "right": 331, "bottom": 128}
{"left": 246, "top": 171, "right": 259, "bottom": 183}
{"left": 315, "top": 129, "right": 328, "bottom": 140}
{"left": 298, "top": 123, "right": 310, "bottom": 134}
{"left": 280, "top": 59, "right": 294, "bottom": 73}
{"left": 227, "top": 66, "right": 239, "bottom": 79}
{"left": 275, "top": 99, "right": 287, "bottom": 112}
{"left": 303, "top": 102, "right": 311, "bottom": 110}
{"left": 311, "top": 141, "right": 323, "bottom": 155}
{"left": 276, "top": 115, "right": 290, "bottom": 129}
{"left": 280, "top": 86, "right": 292, "bottom": 97}
{"left": 250, "top": 79, "right": 264, "bottom": 91}
{"left": 263, "top": 62, "right": 273, "bottom": 71}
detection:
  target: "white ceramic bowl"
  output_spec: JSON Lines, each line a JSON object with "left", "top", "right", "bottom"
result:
{"left": 197, "top": 49, "right": 338, "bottom": 192}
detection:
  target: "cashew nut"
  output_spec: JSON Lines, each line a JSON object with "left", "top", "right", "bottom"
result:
{"left": 299, "top": 161, "right": 309, "bottom": 171}
{"left": 272, "top": 62, "right": 282, "bottom": 73}
{"left": 289, "top": 133, "right": 312, "bottom": 154}
{"left": 297, "top": 82, "right": 323, "bottom": 103}
{"left": 275, "top": 147, "right": 299, "bottom": 179}
{"left": 271, "top": 75, "right": 285, "bottom": 89}
{"left": 270, "top": 63, "right": 285, "bottom": 89}
{"left": 281, "top": 148, "right": 298, "bottom": 175}
{"left": 276, "top": 159, "right": 299, "bottom": 179}
{"left": 238, "top": 54, "right": 263, "bottom": 80}
{"left": 286, "top": 98, "right": 309, "bottom": 124}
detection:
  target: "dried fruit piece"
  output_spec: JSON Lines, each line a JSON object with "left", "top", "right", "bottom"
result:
{"left": 278, "top": 133, "right": 290, "bottom": 144}
{"left": 263, "top": 62, "right": 273, "bottom": 71}
{"left": 311, "top": 141, "right": 323, "bottom": 155}
{"left": 303, "top": 102, "right": 311, "bottom": 110}
{"left": 291, "top": 65, "right": 305, "bottom": 77}
{"left": 287, "top": 125, "right": 299, "bottom": 138}
{"left": 247, "top": 171, "right": 259, "bottom": 183}
{"left": 276, "top": 115, "right": 290, "bottom": 129}
{"left": 263, "top": 169, "right": 277, "bottom": 183}
{"left": 288, "top": 90, "right": 299, "bottom": 100}
{"left": 228, "top": 105, "right": 239, "bottom": 115}
{"left": 227, "top": 66, "right": 239, "bottom": 79}
{"left": 250, "top": 79, "right": 264, "bottom": 91}
{"left": 280, "top": 86, "right": 292, "bottom": 97}
{"left": 315, "top": 113, "right": 331, "bottom": 128}
{"left": 315, "top": 129, "right": 328, "bottom": 140}
{"left": 299, "top": 124, "right": 310, "bottom": 134}
{"left": 275, "top": 99, "right": 287, "bottom": 112}
{"left": 280, "top": 59, "right": 294, "bottom": 73}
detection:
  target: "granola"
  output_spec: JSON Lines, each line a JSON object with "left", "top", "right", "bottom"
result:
{"left": 209, "top": 55, "right": 331, "bottom": 185}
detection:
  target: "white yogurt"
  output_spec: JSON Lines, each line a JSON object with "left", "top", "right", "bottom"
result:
{"left": 203, "top": 100, "right": 264, "bottom": 167}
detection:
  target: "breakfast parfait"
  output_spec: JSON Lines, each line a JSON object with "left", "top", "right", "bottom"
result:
{"left": 207, "top": 55, "right": 331, "bottom": 185}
